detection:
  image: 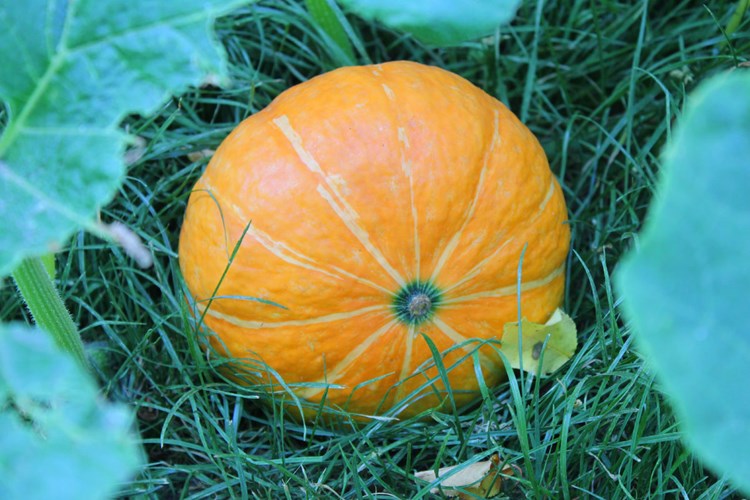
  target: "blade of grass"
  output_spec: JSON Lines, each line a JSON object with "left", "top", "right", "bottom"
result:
{"left": 305, "top": 0, "right": 356, "bottom": 64}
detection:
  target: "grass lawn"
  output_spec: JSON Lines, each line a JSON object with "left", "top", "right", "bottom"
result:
{"left": 3, "top": 0, "right": 748, "bottom": 498}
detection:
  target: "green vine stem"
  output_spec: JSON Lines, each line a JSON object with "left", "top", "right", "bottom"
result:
{"left": 12, "top": 256, "right": 89, "bottom": 370}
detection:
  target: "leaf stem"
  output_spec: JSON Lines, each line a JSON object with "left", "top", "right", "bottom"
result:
{"left": 12, "top": 257, "right": 89, "bottom": 370}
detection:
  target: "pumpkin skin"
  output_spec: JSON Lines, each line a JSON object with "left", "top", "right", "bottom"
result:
{"left": 178, "top": 61, "right": 570, "bottom": 419}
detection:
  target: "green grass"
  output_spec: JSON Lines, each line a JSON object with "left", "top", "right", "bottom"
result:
{"left": 3, "top": 0, "right": 749, "bottom": 498}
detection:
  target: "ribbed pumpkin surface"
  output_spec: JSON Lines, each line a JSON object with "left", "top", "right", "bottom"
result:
{"left": 178, "top": 61, "right": 570, "bottom": 418}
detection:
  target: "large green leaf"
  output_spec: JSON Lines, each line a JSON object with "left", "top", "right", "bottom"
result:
{"left": 0, "top": 0, "right": 246, "bottom": 276}
{"left": 0, "top": 323, "right": 142, "bottom": 499}
{"left": 617, "top": 71, "right": 750, "bottom": 494}
{"left": 339, "top": 0, "right": 521, "bottom": 45}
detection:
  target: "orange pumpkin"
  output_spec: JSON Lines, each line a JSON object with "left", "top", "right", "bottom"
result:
{"left": 178, "top": 61, "right": 570, "bottom": 419}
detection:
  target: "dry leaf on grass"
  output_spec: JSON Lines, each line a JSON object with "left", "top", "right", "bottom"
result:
{"left": 414, "top": 454, "right": 515, "bottom": 498}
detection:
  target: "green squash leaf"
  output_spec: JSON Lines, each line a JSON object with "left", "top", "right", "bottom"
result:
{"left": 617, "top": 71, "right": 750, "bottom": 494}
{"left": 0, "top": 0, "right": 246, "bottom": 277}
{"left": 501, "top": 308, "right": 577, "bottom": 376}
{"left": 0, "top": 323, "right": 142, "bottom": 499}
{"left": 339, "top": 0, "right": 521, "bottom": 46}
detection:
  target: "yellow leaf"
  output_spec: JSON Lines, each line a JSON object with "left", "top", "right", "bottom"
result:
{"left": 414, "top": 454, "right": 511, "bottom": 498}
{"left": 501, "top": 308, "right": 577, "bottom": 376}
